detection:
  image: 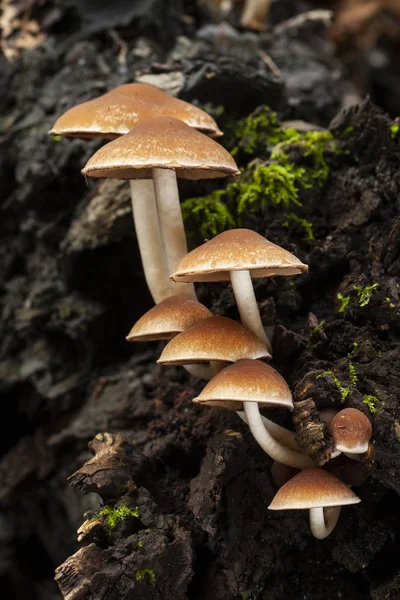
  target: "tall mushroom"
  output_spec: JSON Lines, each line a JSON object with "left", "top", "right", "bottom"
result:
{"left": 82, "top": 117, "right": 240, "bottom": 299}
{"left": 268, "top": 468, "right": 361, "bottom": 539}
{"left": 193, "top": 359, "right": 313, "bottom": 468}
{"left": 172, "top": 229, "right": 308, "bottom": 353}
{"left": 50, "top": 83, "right": 223, "bottom": 303}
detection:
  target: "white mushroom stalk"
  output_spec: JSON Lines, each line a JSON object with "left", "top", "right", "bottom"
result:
{"left": 243, "top": 401, "right": 314, "bottom": 469}
{"left": 230, "top": 269, "right": 272, "bottom": 353}
{"left": 153, "top": 168, "right": 196, "bottom": 300}
{"left": 309, "top": 506, "right": 341, "bottom": 540}
{"left": 130, "top": 180, "right": 172, "bottom": 303}
{"left": 237, "top": 410, "right": 302, "bottom": 453}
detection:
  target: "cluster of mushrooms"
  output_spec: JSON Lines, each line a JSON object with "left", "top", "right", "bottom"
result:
{"left": 50, "top": 83, "right": 372, "bottom": 540}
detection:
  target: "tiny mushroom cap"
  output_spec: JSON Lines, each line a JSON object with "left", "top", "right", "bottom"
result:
{"left": 157, "top": 316, "right": 271, "bottom": 365}
{"left": 269, "top": 468, "right": 361, "bottom": 511}
{"left": 331, "top": 408, "right": 372, "bottom": 454}
{"left": 81, "top": 116, "right": 239, "bottom": 180}
{"left": 193, "top": 359, "right": 293, "bottom": 411}
{"left": 49, "top": 83, "right": 222, "bottom": 139}
{"left": 126, "top": 296, "right": 212, "bottom": 342}
{"left": 171, "top": 229, "right": 308, "bottom": 283}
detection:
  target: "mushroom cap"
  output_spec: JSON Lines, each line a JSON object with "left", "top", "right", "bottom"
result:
{"left": 157, "top": 316, "right": 271, "bottom": 365}
{"left": 126, "top": 296, "right": 213, "bottom": 342}
{"left": 193, "top": 359, "right": 293, "bottom": 411}
{"left": 49, "top": 83, "right": 222, "bottom": 139}
{"left": 171, "top": 229, "right": 308, "bottom": 283}
{"left": 82, "top": 116, "right": 239, "bottom": 180}
{"left": 268, "top": 468, "right": 361, "bottom": 510}
{"left": 331, "top": 408, "right": 372, "bottom": 454}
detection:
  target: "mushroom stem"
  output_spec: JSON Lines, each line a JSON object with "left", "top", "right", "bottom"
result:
{"left": 309, "top": 506, "right": 341, "bottom": 539}
{"left": 236, "top": 410, "right": 302, "bottom": 453}
{"left": 130, "top": 180, "right": 172, "bottom": 303}
{"left": 240, "top": 0, "right": 271, "bottom": 30}
{"left": 243, "top": 401, "right": 314, "bottom": 468}
{"left": 230, "top": 270, "right": 272, "bottom": 354}
{"left": 153, "top": 168, "right": 195, "bottom": 299}
{"left": 184, "top": 364, "right": 213, "bottom": 379}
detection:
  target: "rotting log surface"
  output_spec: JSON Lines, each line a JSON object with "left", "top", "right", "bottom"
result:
{"left": 1, "top": 2, "right": 400, "bottom": 599}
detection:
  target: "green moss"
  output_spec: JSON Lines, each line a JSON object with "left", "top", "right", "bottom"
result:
{"left": 286, "top": 212, "right": 314, "bottom": 240}
{"left": 353, "top": 283, "right": 379, "bottom": 307}
{"left": 363, "top": 394, "right": 379, "bottom": 414}
{"left": 182, "top": 190, "right": 235, "bottom": 238}
{"left": 348, "top": 363, "right": 357, "bottom": 385}
{"left": 271, "top": 131, "right": 336, "bottom": 187}
{"left": 96, "top": 505, "right": 139, "bottom": 537}
{"left": 341, "top": 126, "right": 354, "bottom": 137}
{"left": 390, "top": 124, "right": 399, "bottom": 140}
{"left": 306, "top": 319, "right": 326, "bottom": 347}
{"left": 51, "top": 135, "right": 62, "bottom": 142}
{"left": 135, "top": 568, "right": 156, "bottom": 585}
{"left": 183, "top": 108, "right": 340, "bottom": 239}
{"left": 337, "top": 292, "right": 350, "bottom": 314}
{"left": 347, "top": 342, "right": 359, "bottom": 359}
{"left": 317, "top": 370, "right": 350, "bottom": 403}
{"left": 231, "top": 106, "right": 297, "bottom": 157}
{"left": 137, "top": 541, "right": 144, "bottom": 548}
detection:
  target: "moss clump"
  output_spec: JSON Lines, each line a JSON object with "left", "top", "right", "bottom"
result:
{"left": 363, "top": 394, "right": 379, "bottom": 414}
{"left": 348, "top": 363, "right": 357, "bottom": 385}
{"left": 135, "top": 568, "right": 156, "bottom": 585}
{"left": 181, "top": 190, "right": 235, "bottom": 239}
{"left": 183, "top": 107, "right": 340, "bottom": 241}
{"left": 317, "top": 370, "right": 350, "bottom": 403}
{"left": 353, "top": 283, "right": 379, "bottom": 307}
{"left": 390, "top": 124, "right": 399, "bottom": 140}
{"left": 337, "top": 292, "right": 350, "bottom": 314}
{"left": 96, "top": 505, "right": 139, "bottom": 538}
{"left": 231, "top": 106, "right": 297, "bottom": 157}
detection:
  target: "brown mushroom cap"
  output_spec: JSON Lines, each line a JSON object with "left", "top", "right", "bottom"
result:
{"left": 82, "top": 116, "right": 239, "bottom": 180}
{"left": 126, "top": 296, "right": 213, "bottom": 342}
{"left": 268, "top": 468, "right": 361, "bottom": 510}
{"left": 331, "top": 408, "right": 372, "bottom": 453}
{"left": 193, "top": 359, "right": 293, "bottom": 411}
{"left": 49, "top": 83, "right": 222, "bottom": 139}
{"left": 171, "top": 229, "right": 308, "bottom": 283}
{"left": 157, "top": 316, "right": 271, "bottom": 365}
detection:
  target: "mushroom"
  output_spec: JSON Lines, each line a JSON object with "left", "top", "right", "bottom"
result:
{"left": 193, "top": 359, "right": 313, "bottom": 468}
{"left": 82, "top": 117, "right": 240, "bottom": 300}
{"left": 126, "top": 295, "right": 213, "bottom": 379}
{"left": 49, "top": 83, "right": 223, "bottom": 139}
{"left": 158, "top": 316, "right": 271, "bottom": 379}
{"left": 172, "top": 229, "right": 308, "bottom": 353}
{"left": 50, "top": 83, "right": 223, "bottom": 303}
{"left": 126, "top": 295, "right": 212, "bottom": 342}
{"left": 319, "top": 408, "right": 341, "bottom": 459}
{"left": 268, "top": 468, "right": 361, "bottom": 539}
{"left": 331, "top": 408, "right": 372, "bottom": 460}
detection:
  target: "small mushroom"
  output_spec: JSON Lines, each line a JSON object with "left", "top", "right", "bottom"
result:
{"left": 126, "top": 296, "right": 212, "bottom": 342}
{"left": 193, "top": 359, "right": 313, "bottom": 468}
{"left": 268, "top": 468, "right": 361, "bottom": 539}
{"left": 82, "top": 117, "right": 240, "bottom": 300}
{"left": 126, "top": 295, "right": 213, "bottom": 379}
{"left": 172, "top": 229, "right": 308, "bottom": 353}
{"left": 331, "top": 408, "right": 372, "bottom": 459}
{"left": 158, "top": 316, "right": 271, "bottom": 379}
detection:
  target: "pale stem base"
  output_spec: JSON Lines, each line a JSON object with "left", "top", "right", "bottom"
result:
{"left": 243, "top": 401, "right": 314, "bottom": 469}
{"left": 309, "top": 506, "right": 341, "bottom": 539}
{"left": 153, "top": 168, "right": 195, "bottom": 299}
{"left": 130, "top": 180, "right": 171, "bottom": 303}
{"left": 230, "top": 270, "right": 272, "bottom": 354}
